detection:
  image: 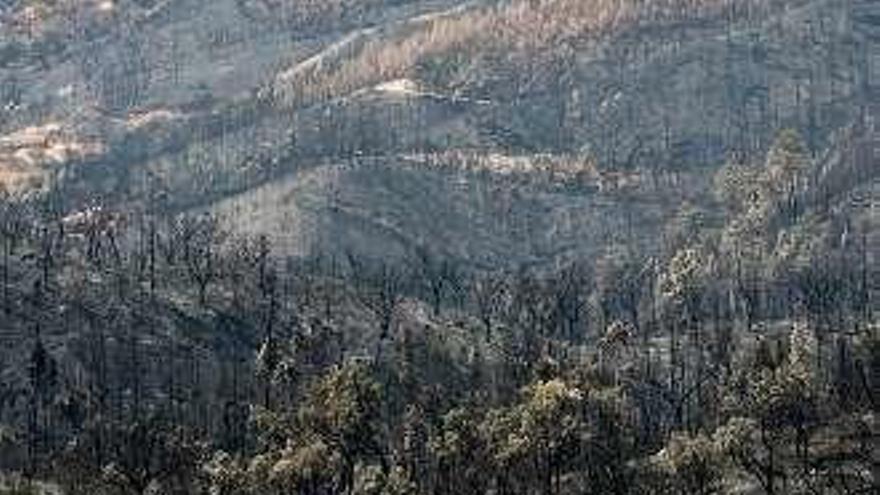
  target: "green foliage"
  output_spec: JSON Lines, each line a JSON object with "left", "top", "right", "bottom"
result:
{"left": 270, "top": 435, "right": 342, "bottom": 492}
{"left": 715, "top": 129, "right": 814, "bottom": 276}
{"left": 713, "top": 160, "right": 762, "bottom": 215}
{"left": 202, "top": 362, "right": 385, "bottom": 494}
{"left": 714, "top": 322, "right": 828, "bottom": 493}
{"left": 505, "top": 379, "right": 586, "bottom": 459}
{"left": 299, "top": 362, "right": 383, "bottom": 461}
{"left": 479, "top": 378, "right": 593, "bottom": 493}
{"left": 660, "top": 247, "right": 707, "bottom": 315}
{"left": 726, "top": 323, "right": 818, "bottom": 420}
{"left": 653, "top": 432, "right": 724, "bottom": 495}
{"left": 380, "top": 466, "right": 418, "bottom": 495}
{"left": 430, "top": 406, "right": 487, "bottom": 494}
{"left": 352, "top": 464, "right": 417, "bottom": 495}
{"left": 201, "top": 451, "right": 249, "bottom": 495}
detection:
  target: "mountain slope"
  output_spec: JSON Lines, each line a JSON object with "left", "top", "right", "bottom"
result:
{"left": 0, "top": 0, "right": 876, "bottom": 269}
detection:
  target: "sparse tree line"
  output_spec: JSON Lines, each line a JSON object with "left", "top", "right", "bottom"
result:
{"left": 0, "top": 129, "right": 873, "bottom": 494}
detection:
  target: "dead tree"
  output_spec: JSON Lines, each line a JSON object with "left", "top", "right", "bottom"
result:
{"left": 414, "top": 247, "right": 459, "bottom": 318}
{"left": 181, "top": 214, "right": 224, "bottom": 305}
{"left": 551, "top": 263, "right": 590, "bottom": 343}
{"left": 350, "top": 257, "right": 407, "bottom": 342}
{"left": 0, "top": 193, "right": 28, "bottom": 313}
{"left": 471, "top": 271, "right": 508, "bottom": 342}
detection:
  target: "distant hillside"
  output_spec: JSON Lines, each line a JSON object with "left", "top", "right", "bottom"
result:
{"left": 0, "top": 0, "right": 876, "bottom": 268}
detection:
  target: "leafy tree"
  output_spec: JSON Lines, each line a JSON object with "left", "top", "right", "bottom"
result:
{"left": 652, "top": 432, "right": 723, "bottom": 495}
{"left": 484, "top": 379, "right": 587, "bottom": 495}
{"left": 298, "top": 363, "right": 384, "bottom": 494}
{"left": 713, "top": 158, "right": 761, "bottom": 216}
{"left": 269, "top": 435, "right": 343, "bottom": 494}
{"left": 201, "top": 451, "right": 250, "bottom": 495}
{"left": 430, "top": 407, "right": 487, "bottom": 495}
{"left": 720, "top": 322, "right": 821, "bottom": 494}
{"left": 352, "top": 464, "right": 417, "bottom": 495}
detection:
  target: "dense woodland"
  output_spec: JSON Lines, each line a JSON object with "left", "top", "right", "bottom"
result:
{"left": 0, "top": 128, "right": 875, "bottom": 494}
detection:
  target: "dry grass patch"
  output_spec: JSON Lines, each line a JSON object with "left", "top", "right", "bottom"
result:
{"left": 277, "top": 0, "right": 788, "bottom": 104}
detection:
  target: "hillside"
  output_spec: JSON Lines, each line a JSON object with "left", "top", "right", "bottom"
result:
{"left": 0, "top": 0, "right": 877, "bottom": 494}
{"left": 0, "top": 0, "right": 876, "bottom": 268}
